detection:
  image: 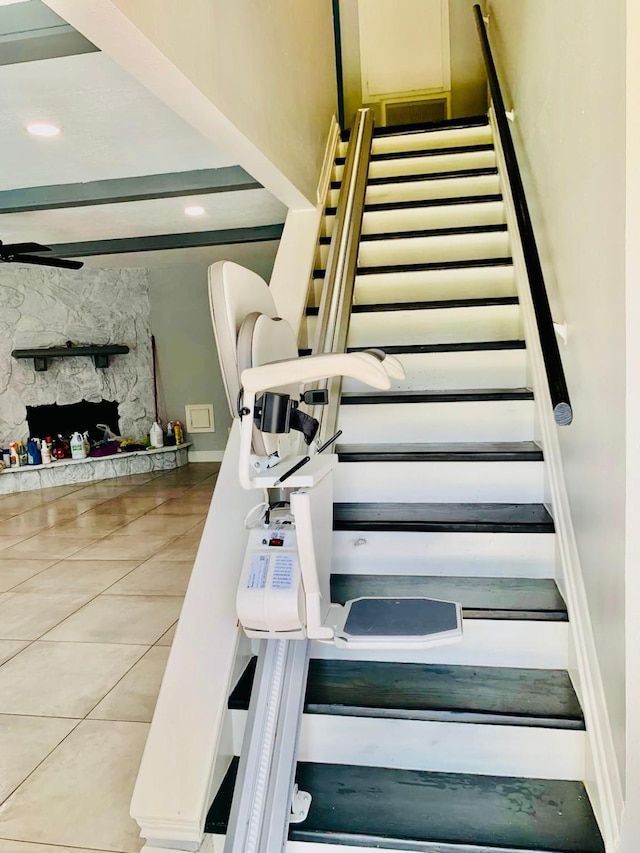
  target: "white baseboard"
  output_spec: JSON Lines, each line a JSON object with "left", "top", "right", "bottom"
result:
{"left": 490, "top": 108, "right": 623, "bottom": 851}
{"left": 188, "top": 450, "right": 225, "bottom": 463}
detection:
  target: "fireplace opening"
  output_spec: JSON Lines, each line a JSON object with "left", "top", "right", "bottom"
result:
{"left": 26, "top": 400, "right": 120, "bottom": 443}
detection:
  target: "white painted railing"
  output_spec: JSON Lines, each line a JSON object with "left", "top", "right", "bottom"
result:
{"left": 130, "top": 423, "right": 256, "bottom": 851}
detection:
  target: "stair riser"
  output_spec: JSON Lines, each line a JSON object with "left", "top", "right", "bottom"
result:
{"left": 310, "top": 621, "right": 569, "bottom": 669}
{"left": 308, "top": 267, "right": 516, "bottom": 308}
{"left": 329, "top": 174, "right": 501, "bottom": 207}
{"left": 319, "top": 233, "right": 510, "bottom": 268}
{"left": 343, "top": 305, "right": 522, "bottom": 348}
{"left": 334, "top": 461, "right": 544, "bottom": 503}
{"left": 341, "top": 349, "right": 527, "bottom": 392}
{"left": 231, "top": 711, "right": 584, "bottom": 781}
{"left": 325, "top": 200, "right": 507, "bottom": 237}
{"left": 332, "top": 530, "right": 556, "bottom": 579}
{"left": 338, "top": 400, "right": 535, "bottom": 443}
{"left": 351, "top": 149, "right": 497, "bottom": 180}
{"left": 369, "top": 125, "right": 493, "bottom": 155}
{"left": 352, "top": 265, "right": 516, "bottom": 305}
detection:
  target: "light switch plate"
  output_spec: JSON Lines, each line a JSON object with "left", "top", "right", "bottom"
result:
{"left": 185, "top": 403, "right": 215, "bottom": 433}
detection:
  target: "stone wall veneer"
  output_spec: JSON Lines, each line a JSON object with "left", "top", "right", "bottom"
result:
{"left": 0, "top": 265, "right": 155, "bottom": 445}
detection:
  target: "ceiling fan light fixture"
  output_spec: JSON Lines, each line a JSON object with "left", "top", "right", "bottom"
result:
{"left": 26, "top": 122, "right": 62, "bottom": 138}
{"left": 184, "top": 205, "right": 206, "bottom": 217}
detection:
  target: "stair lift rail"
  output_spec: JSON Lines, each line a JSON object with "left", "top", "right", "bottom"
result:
{"left": 312, "top": 107, "right": 374, "bottom": 443}
{"left": 224, "top": 115, "right": 376, "bottom": 853}
{"left": 473, "top": 5, "right": 573, "bottom": 426}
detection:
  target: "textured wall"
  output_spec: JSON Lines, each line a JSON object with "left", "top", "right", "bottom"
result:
{"left": 0, "top": 266, "right": 154, "bottom": 445}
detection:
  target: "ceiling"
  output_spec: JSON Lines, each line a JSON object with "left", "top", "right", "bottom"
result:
{"left": 0, "top": 0, "right": 287, "bottom": 266}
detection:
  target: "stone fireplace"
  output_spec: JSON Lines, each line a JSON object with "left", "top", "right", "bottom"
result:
{"left": 0, "top": 265, "right": 155, "bottom": 447}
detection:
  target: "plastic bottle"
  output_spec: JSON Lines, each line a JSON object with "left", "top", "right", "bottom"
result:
{"left": 41, "top": 442, "right": 52, "bottom": 465}
{"left": 70, "top": 431, "right": 87, "bottom": 460}
{"left": 165, "top": 422, "right": 176, "bottom": 446}
{"left": 27, "top": 439, "right": 42, "bottom": 465}
{"left": 9, "top": 443, "right": 19, "bottom": 467}
{"left": 173, "top": 420, "right": 184, "bottom": 445}
{"left": 149, "top": 421, "right": 164, "bottom": 449}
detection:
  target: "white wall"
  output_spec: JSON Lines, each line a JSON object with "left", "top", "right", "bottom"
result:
{"left": 487, "top": 0, "right": 627, "bottom": 778}
{"left": 623, "top": 0, "right": 640, "bottom": 845}
{"left": 146, "top": 242, "right": 280, "bottom": 456}
{"left": 449, "top": 0, "right": 487, "bottom": 118}
{"left": 109, "top": 0, "right": 337, "bottom": 207}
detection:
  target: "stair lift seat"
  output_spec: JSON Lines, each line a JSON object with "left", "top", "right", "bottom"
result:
{"left": 208, "top": 260, "right": 463, "bottom": 649}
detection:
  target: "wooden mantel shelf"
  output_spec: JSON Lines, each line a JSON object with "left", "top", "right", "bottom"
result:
{"left": 11, "top": 344, "right": 130, "bottom": 371}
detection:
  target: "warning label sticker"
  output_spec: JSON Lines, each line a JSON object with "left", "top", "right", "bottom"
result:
{"left": 247, "top": 554, "right": 269, "bottom": 589}
{"left": 271, "top": 554, "right": 294, "bottom": 590}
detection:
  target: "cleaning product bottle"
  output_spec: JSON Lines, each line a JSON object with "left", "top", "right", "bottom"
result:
{"left": 27, "top": 439, "right": 42, "bottom": 465}
{"left": 173, "top": 420, "right": 184, "bottom": 445}
{"left": 70, "top": 431, "right": 87, "bottom": 460}
{"left": 9, "top": 443, "right": 19, "bottom": 467}
{"left": 150, "top": 421, "right": 164, "bottom": 449}
{"left": 41, "top": 441, "right": 52, "bottom": 465}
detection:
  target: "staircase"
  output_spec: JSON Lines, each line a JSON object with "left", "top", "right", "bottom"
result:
{"left": 205, "top": 116, "right": 605, "bottom": 852}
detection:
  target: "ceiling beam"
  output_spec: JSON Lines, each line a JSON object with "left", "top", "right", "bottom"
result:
{"left": 0, "top": 1, "right": 98, "bottom": 65}
{"left": 47, "top": 223, "right": 284, "bottom": 258}
{"left": 0, "top": 167, "right": 262, "bottom": 214}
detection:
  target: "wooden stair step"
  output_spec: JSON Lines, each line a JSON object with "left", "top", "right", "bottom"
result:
{"left": 229, "top": 657, "right": 583, "bottom": 729}
{"left": 336, "top": 143, "right": 495, "bottom": 165}
{"left": 325, "top": 192, "right": 503, "bottom": 216}
{"left": 341, "top": 115, "right": 489, "bottom": 142}
{"left": 331, "top": 167, "right": 499, "bottom": 190}
{"left": 346, "top": 339, "right": 526, "bottom": 355}
{"left": 336, "top": 441, "right": 542, "bottom": 463}
{"left": 333, "top": 501, "right": 554, "bottom": 534}
{"left": 341, "top": 388, "right": 533, "bottom": 405}
{"left": 307, "top": 296, "right": 518, "bottom": 316}
{"left": 319, "top": 223, "right": 508, "bottom": 245}
{"left": 207, "top": 759, "right": 604, "bottom": 853}
{"left": 330, "top": 575, "right": 566, "bottom": 621}
{"left": 314, "top": 257, "right": 513, "bottom": 278}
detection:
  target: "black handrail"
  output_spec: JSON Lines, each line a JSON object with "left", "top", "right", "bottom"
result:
{"left": 473, "top": 5, "right": 572, "bottom": 426}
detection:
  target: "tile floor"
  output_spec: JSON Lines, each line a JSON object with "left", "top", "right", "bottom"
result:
{"left": 0, "top": 463, "right": 219, "bottom": 853}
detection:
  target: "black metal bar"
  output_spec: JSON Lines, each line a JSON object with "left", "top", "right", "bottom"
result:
{"left": 332, "top": 0, "right": 345, "bottom": 130}
{"left": 473, "top": 5, "right": 572, "bottom": 426}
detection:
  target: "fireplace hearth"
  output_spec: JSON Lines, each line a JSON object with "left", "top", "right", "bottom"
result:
{"left": 26, "top": 399, "right": 119, "bottom": 443}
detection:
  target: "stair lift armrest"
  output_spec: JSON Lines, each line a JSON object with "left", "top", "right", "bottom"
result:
{"left": 240, "top": 351, "right": 400, "bottom": 395}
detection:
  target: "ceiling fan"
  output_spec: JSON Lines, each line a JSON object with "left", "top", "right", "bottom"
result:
{"left": 0, "top": 239, "right": 83, "bottom": 270}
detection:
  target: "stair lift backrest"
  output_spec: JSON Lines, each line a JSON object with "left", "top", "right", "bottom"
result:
{"left": 236, "top": 312, "right": 300, "bottom": 458}
{"left": 208, "top": 260, "right": 279, "bottom": 418}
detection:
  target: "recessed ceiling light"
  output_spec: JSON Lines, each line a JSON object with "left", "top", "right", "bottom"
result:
{"left": 26, "top": 122, "right": 61, "bottom": 138}
{"left": 185, "top": 205, "right": 206, "bottom": 217}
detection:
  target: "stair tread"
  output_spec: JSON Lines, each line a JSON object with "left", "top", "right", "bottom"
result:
{"left": 331, "top": 575, "right": 566, "bottom": 620}
{"left": 307, "top": 296, "right": 518, "bottom": 316}
{"left": 315, "top": 258, "right": 513, "bottom": 278}
{"left": 346, "top": 340, "right": 526, "bottom": 354}
{"left": 229, "top": 658, "right": 583, "bottom": 727}
{"left": 207, "top": 759, "right": 604, "bottom": 853}
{"left": 319, "top": 223, "right": 508, "bottom": 245}
{"left": 326, "top": 192, "right": 504, "bottom": 216}
{"left": 331, "top": 167, "right": 499, "bottom": 190}
{"left": 341, "top": 115, "right": 490, "bottom": 142}
{"left": 349, "top": 142, "right": 495, "bottom": 163}
{"left": 336, "top": 441, "right": 543, "bottom": 462}
{"left": 300, "top": 341, "right": 527, "bottom": 357}
{"left": 341, "top": 388, "right": 534, "bottom": 404}
{"left": 333, "top": 501, "right": 554, "bottom": 533}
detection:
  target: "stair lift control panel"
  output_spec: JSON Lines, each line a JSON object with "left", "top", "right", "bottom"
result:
{"left": 209, "top": 260, "right": 463, "bottom": 651}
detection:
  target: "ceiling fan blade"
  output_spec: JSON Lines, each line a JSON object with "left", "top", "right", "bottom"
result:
{"left": 11, "top": 253, "right": 84, "bottom": 270}
{"left": 0, "top": 242, "right": 51, "bottom": 254}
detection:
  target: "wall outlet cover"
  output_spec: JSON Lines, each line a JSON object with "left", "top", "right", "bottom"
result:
{"left": 185, "top": 403, "right": 215, "bottom": 433}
